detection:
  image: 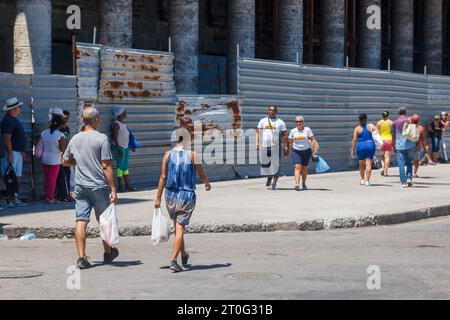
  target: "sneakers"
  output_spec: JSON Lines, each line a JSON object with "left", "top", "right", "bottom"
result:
{"left": 170, "top": 260, "right": 183, "bottom": 273}
{"left": 11, "top": 199, "right": 27, "bottom": 207}
{"left": 181, "top": 253, "right": 190, "bottom": 267}
{"left": 365, "top": 181, "right": 371, "bottom": 187}
{"left": 407, "top": 179, "right": 413, "bottom": 188}
{"left": 77, "top": 256, "right": 93, "bottom": 270}
{"left": 103, "top": 247, "right": 119, "bottom": 264}
{"left": 294, "top": 185, "right": 301, "bottom": 191}
{"left": 360, "top": 180, "right": 365, "bottom": 185}
{"left": 271, "top": 184, "right": 277, "bottom": 191}
{"left": 402, "top": 183, "right": 410, "bottom": 188}
{"left": 302, "top": 184, "right": 308, "bottom": 191}
{"left": 265, "top": 177, "right": 272, "bottom": 187}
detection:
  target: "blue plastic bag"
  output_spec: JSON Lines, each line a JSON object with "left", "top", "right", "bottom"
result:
{"left": 316, "top": 156, "right": 330, "bottom": 174}
{"left": 129, "top": 130, "right": 141, "bottom": 149}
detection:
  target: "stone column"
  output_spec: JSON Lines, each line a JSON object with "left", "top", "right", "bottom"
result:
{"left": 169, "top": 0, "right": 199, "bottom": 94}
{"left": 14, "top": 0, "right": 52, "bottom": 74}
{"left": 228, "top": 0, "right": 255, "bottom": 94}
{"left": 358, "top": 0, "right": 382, "bottom": 69}
{"left": 278, "top": 0, "right": 303, "bottom": 63}
{"left": 320, "top": 0, "right": 345, "bottom": 67}
{"left": 99, "top": 0, "right": 133, "bottom": 47}
{"left": 423, "top": 0, "right": 443, "bottom": 75}
{"left": 391, "top": 0, "right": 414, "bottom": 72}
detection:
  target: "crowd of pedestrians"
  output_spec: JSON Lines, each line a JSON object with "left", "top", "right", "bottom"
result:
{"left": 0, "top": 97, "right": 449, "bottom": 271}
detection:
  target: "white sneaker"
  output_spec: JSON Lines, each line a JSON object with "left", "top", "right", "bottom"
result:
{"left": 360, "top": 180, "right": 365, "bottom": 185}
{"left": 365, "top": 181, "right": 371, "bottom": 187}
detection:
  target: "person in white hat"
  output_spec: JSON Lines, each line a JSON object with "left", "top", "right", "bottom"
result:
{"left": 1, "top": 97, "right": 27, "bottom": 206}
{"left": 112, "top": 106, "right": 135, "bottom": 192}
{"left": 48, "top": 107, "right": 67, "bottom": 122}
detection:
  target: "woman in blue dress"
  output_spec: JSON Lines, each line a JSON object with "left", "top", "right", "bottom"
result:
{"left": 155, "top": 135, "right": 211, "bottom": 273}
{"left": 351, "top": 113, "right": 377, "bottom": 186}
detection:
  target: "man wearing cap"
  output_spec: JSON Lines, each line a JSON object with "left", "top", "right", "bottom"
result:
{"left": 1, "top": 97, "right": 27, "bottom": 206}
{"left": 411, "top": 114, "right": 430, "bottom": 178}
{"left": 392, "top": 107, "right": 416, "bottom": 188}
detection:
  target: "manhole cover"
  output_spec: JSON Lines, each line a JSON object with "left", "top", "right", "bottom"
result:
{"left": 225, "top": 272, "right": 281, "bottom": 281}
{"left": 0, "top": 269, "right": 44, "bottom": 279}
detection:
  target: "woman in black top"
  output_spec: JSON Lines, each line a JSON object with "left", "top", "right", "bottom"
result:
{"left": 428, "top": 115, "right": 444, "bottom": 163}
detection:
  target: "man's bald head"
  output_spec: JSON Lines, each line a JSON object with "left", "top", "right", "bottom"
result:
{"left": 82, "top": 107, "right": 100, "bottom": 127}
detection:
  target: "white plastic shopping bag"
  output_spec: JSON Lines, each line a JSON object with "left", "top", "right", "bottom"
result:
{"left": 151, "top": 208, "right": 171, "bottom": 245}
{"left": 99, "top": 204, "right": 120, "bottom": 247}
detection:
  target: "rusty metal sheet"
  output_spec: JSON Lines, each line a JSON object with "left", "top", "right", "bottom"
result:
{"left": 176, "top": 95, "right": 241, "bottom": 135}
{"left": 98, "top": 47, "right": 175, "bottom": 103}
{"left": 75, "top": 42, "right": 101, "bottom": 104}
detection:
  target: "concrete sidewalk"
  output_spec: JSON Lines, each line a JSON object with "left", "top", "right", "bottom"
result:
{"left": 1, "top": 164, "right": 450, "bottom": 238}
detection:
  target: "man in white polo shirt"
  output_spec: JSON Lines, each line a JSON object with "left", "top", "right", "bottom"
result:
{"left": 256, "top": 106, "right": 288, "bottom": 190}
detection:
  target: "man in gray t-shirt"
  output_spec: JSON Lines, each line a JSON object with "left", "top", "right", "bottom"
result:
{"left": 62, "top": 107, "right": 118, "bottom": 270}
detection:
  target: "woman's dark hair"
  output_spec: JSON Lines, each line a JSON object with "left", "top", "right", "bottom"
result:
{"left": 49, "top": 115, "right": 63, "bottom": 134}
{"left": 382, "top": 111, "right": 389, "bottom": 119}
{"left": 359, "top": 113, "right": 368, "bottom": 125}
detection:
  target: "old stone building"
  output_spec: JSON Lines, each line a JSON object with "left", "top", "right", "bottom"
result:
{"left": 1, "top": 0, "right": 450, "bottom": 94}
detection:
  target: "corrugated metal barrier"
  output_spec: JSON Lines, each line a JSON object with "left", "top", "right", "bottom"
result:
{"left": 237, "top": 58, "right": 450, "bottom": 177}
{"left": 0, "top": 73, "right": 77, "bottom": 200}
{"left": 76, "top": 43, "right": 177, "bottom": 188}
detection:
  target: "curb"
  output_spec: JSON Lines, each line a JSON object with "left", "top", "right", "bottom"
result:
{"left": 2, "top": 205, "right": 450, "bottom": 239}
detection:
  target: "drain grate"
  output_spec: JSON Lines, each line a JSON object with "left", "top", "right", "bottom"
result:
{"left": 0, "top": 269, "right": 44, "bottom": 279}
{"left": 225, "top": 272, "right": 281, "bottom": 281}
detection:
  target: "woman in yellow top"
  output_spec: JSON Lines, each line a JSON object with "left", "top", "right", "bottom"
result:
{"left": 377, "top": 111, "right": 394, "bottom": 177}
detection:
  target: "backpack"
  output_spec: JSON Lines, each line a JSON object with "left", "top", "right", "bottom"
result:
{"left": 402, "top": 122, "right": 420, "bottom": 142}
{"left": 4, "top": 165, "right": 19, "bottom": 198}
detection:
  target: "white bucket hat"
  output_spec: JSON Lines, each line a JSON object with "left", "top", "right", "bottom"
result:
{"left": 48, "top": 107, "right": 67, "bottom": 121}
{"left": 113, "top": 106, "right": 126, "bottom": 117}
{"left": 3, "top": 97, "right": 23, "bottom": 111}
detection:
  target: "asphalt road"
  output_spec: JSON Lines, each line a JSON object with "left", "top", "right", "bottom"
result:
{"left": 1, "top": 217, "right": 450, "bottom": 300}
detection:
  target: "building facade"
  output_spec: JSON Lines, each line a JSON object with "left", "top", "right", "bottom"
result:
{"left": 1, "top": 0, "right": 450, "bottom": 94}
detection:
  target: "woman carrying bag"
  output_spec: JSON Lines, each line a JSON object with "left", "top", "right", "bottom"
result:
{"left": 38, "top": 115, "right": 67, "bottom": 204}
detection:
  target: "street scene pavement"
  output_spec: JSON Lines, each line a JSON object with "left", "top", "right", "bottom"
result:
{"left": 1, "top": 165, "right": 450, "bottom": 237}
{"left": 1, "top": 216, "right": 450, "bottom": 300}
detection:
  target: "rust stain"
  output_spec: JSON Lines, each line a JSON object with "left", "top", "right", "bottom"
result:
{"left": 140, "top": 64, "right": 159, "bottom": 72}
{"left": 144, "top": 75, "right": 161, "bottom": 81}
{"left": 226, "top": 101, "right": 242, "bottom": 130}
{"left": 108, "top": 81, "right": 124, "bottom": 88}
{"left": 112, "top": 72, "right": 127, "bottom": 77}
{"left": 127, "top": 81, "right": 143, "bottom": 90}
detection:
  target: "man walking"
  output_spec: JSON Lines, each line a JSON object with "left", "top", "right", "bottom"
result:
{"left": 392, "top": 107, "right": 416, "bottom": 188}
{"left": 256, "top": 106, "right": 288, "bottom": 190}
{"left": 1, "top": 97, "right": 27, "bottom": 206}
{"left": 62, "top": 107, "right": 118, "bottom": 269}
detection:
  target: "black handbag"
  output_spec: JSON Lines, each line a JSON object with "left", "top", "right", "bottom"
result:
{"left": 4, "top": 165, "right": 19, "bottom": 198}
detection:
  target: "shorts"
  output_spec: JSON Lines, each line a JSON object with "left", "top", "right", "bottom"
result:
{"left": 165, "top": 189, "right": 196, "bottom": 226}
{"left": 356, "top": 141, "right": 376, "bottom": 161}
{"left": 291, "top": 148, "right": 312, "bottom": 166}
{"left": 413, "top": 146, "right": 424, "bottom": 161}
{"left": 380, "top": 140, "right": 393, "bottom": 152}
{"left": 73, "top": 185, "right": 110, "bottom": 222}
{"left": 113, "top": 146, "right": 130, "bottom": 177}
{"left": 1, "top": 151, "right": 23, "bottom": 177}
{"left": 261, "top": 146, "right": 282, "bottom": 178}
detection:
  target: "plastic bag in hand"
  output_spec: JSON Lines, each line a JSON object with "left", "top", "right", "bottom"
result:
{"left": 151, "top": 208, "right": 171, "bottom": 245}
{"left": 99, "top": 204, "right": 120, "bottom": 247}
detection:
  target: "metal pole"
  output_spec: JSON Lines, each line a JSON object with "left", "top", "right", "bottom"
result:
{"left": 72, "top": 34, "right": 77, "bottom": 76}
{"left": 388, "top": 59, "right": 391, "bottom": 71}
{"left": 168, "top": 36, "right": 172, "bottom": 52}
{"left": 93, "top": 26, "right": 97, "bottom": 44}
{"left": 424, "top": 65, "right": 428, "bottom": 75}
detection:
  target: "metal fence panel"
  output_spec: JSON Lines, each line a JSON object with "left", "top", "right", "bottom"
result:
{"left": 238, "top": 58, "right": 450, "bottom": 177}
{"left": 31, "top": 74, "right": 77, "bottom": 199}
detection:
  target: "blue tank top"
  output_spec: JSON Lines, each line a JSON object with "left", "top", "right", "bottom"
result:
{"left": 358, "top": 124, "right": 373, "bottom": 142}
{"left": 165, "top": 149, "right": 196, "bottom": 192}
